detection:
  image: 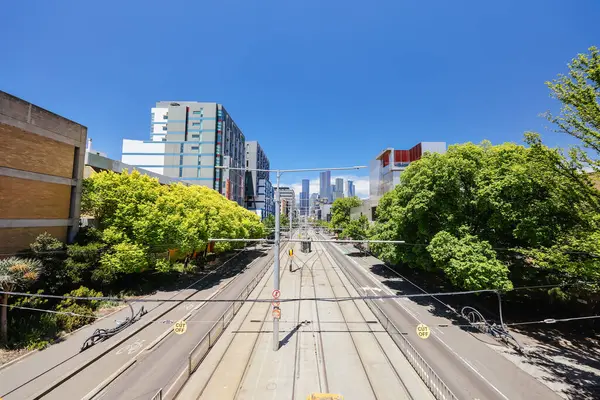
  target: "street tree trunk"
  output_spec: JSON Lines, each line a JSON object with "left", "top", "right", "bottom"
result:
{"left": 1, "top": 293, "right": 8, "bottom": 344}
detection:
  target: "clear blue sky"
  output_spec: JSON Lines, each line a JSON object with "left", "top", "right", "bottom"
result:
{"left": 1, "top": 0, "right": 598, "bottom": 195}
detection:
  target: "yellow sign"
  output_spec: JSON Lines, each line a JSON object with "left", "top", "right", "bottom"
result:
{"left": 416, "top": 323, "right": 430, "bottom": 339}
{"left": 272, "top": 307, "right": 281, "bottom": 319}
{"left": 174, "top": 320, "right": 187, "bottom": 335}
{"left": 289, "top": 249, "right": 294, "bottom": 256}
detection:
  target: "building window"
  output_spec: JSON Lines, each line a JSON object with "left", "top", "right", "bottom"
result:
{"left": 192, "top": 122, "right": 201, "bottom": 126}
{"left": 162, "top": 125, "right": 167, "bottom": 131}
{"left": 191, "top": 134, "right": 200, "bottom": 139}
{"left": 163, "top": 114, "right": 168, "bottom": 120}
{"left": 191, "top": 146, "right": 199, "bottom": 150}
{"left": 193, "top": 110, "right": 203, "bottom": 116}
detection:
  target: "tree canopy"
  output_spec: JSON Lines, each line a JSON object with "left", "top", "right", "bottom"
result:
{"left": 330, "top": 196, "right": 362, "bottom": 232}
{"left": 81, "top": 170, "right": 265, "bottom": 281}
{"left": 544, "top": 46, "right": 600, "bottom": 172}
{"left": 370, "top": 141, "right": 600, "bottom": 291}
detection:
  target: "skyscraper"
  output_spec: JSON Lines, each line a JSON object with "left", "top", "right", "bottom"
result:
{"left": 347, "top": 180, "right": 356, "bottom": 197}
{"left": 245, "top": 141, "right": 273, "bottom": 219}
{"left": 122, "top": 101, "right": 245, "bottom": 205}
{"left": 319, "top": 171, "right": 332, "bottom": 202}
{"left": 300, "top": 179, "right": 310, "bottom": 215}
{"left": 335, "top": 178, "right": 344, "bottom": 199}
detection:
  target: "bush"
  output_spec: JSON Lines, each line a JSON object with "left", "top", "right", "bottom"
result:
{"left": 56, "top": 287, "right": 103, "bottom": 332}
{"left": 8, "top": 290, "right": 59, "bottom": 349}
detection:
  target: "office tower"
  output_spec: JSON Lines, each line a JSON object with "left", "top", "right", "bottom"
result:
{"left": 300, "top": 179, "right": 310, "bottom": 215}
{"left": 122, "top": 101, "right": 245, "bottom": 205}
{"left": 319, "top": 170, "right": 332, "bottom": 202}
{"left": 245, "top": 141, "right": 274, "bottom": 219}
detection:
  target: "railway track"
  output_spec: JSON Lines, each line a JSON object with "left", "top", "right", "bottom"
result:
{"left": 313, "top": 237, "right": 415, "bottom": 400}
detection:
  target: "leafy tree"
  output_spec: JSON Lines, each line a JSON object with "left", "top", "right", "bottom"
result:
{"left": 341, "top": 215, "right": 370, "bottom": 240}
{"left": 544, "top": 46, "right": 600, "bottom": 172}
{"left": 0, "top": 257, "right": 42, "bottom": 343}
{"left": 263, "top": 215, "right": 275, "bottom": 231}
{"left": 370, "top": 141, "right": 599, "bottom": 290}
{"left": 81, "top": 170, "right": 265, "bottom": 279}
{"left": 330, "top": 196, "right": 362, "bottom": 232}
{"left": 428, "top": 230, "right": 512, "bottom": 290}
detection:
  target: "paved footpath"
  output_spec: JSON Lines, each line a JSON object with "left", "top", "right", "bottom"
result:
{"left": 177, "top": 242, "right": 434, "bottom": 400}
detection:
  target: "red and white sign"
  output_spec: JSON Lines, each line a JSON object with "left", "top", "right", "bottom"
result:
{"left": 272, "top": 289, "right": 281, "bottom": 299}
{"left": 272, "top": 308, "right": 281, "bottom": 319}
{"left": 272, "top": 301, "right": 280, "bottom": 308}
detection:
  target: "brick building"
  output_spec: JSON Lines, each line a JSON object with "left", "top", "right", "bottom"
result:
{"left": 0, "top": 91, "right": 87, "bottom": 253}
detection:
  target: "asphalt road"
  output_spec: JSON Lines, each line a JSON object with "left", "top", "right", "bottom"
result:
{"left": 320, "top": 235, "right": 561, "bottom": 400}
{"left": 88, "top": 246, "right": 284, "bottom": 400}
{"left": 0, "top": 246, "right": 277, "bottom": 400}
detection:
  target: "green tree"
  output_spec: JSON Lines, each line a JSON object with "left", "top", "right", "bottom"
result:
{"left": 341, "top": 215, "right": 370, "bottom": 240}
{"left": 330, "top": 196, "right": 362, "bottom": 232}
{"left": 0, "top": 258, "right": 42, "bottom": 343}
{"left": 370, "top": 141, "right": 599, "bottom": 290}
{"left": 544, "top": 46, "right": 600, "bottom": 172}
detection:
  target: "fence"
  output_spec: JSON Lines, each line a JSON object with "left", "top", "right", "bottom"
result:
{"left": 365, "top": 298, "right": 457, "bottom": 400}
{"left": 153, "top": 253, "right": 274, "bottom": 399}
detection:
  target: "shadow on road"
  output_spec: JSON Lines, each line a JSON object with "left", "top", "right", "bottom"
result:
{"left": 346, "top": 250, "right": 600, "bottom": 399}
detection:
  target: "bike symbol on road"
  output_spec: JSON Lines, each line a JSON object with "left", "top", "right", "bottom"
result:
{"left": 116, "top": 339, "right": 146, "bottom": 355}
{"left": 362, "top": 287, "right": 384, "bottom": 302}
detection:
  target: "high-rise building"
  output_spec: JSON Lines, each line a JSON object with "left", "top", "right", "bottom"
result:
{"left": 319, "top": 171, "right": 332, "bottom": 202}
{"left": 347, "top": 180, "right": 356, "bottom": 197}
{"left": 333, "top": 178, "right": 344, "bottom": 200}
{"left": 122, "top": 101, "right": 245, "bottom": 206}
{"left": 300, "top": 179, "right": 310, "bottom": 216}
{"left": 245, "top": 141, "right": 273, "bottom": 219}
{"left": 277, "top": 186, "right": 296, "bottom": 216}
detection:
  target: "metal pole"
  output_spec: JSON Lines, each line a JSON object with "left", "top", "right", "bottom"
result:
{"left": 273, "top": 170, "right": 281, "bottom": 351}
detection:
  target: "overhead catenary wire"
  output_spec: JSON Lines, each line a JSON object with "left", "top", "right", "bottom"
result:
{"left": 3, "top": 296, "right": 598, "bottom": 329}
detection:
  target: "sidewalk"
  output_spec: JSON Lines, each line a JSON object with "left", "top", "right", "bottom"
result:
{"left": 178, "top": 242, "right": 434, "bottom": 400}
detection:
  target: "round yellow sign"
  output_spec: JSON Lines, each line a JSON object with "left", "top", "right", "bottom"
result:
{"left": 416, "top": 323, "right": 430, "bottom": 339}
{"left": 174, "top": 320, "right": 187, "bottom": 335}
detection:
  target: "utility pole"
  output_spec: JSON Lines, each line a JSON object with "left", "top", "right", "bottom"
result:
{"left": 273, "top": 170, "right": 281, "bottom": 351}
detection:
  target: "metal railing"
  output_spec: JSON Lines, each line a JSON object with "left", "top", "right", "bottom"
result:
{"left": 361, "top": 287, "right": 458, "bottom": 400}
{"left": 150, "top": 388, "right": 162, "bottom": 400}
{"left": 152, "top": 254, "right": 274, "bottom": 399}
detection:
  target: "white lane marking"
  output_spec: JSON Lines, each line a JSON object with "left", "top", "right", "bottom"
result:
{"left": 434, "top": 327, "right": 445, "bottom": 336}
{"left": 329, "top": 242, "right": 510, "bottom": 400}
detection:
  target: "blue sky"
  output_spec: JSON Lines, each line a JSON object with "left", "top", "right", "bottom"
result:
{"left": 1, "top": 0, "right": 598, "bottom": 197}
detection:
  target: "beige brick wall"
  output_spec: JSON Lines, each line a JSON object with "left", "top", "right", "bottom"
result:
{"left": 0, "top": 122, "right": 75, "bottom": 178}
{"left": 0, "top": 176, "right": 71, "bottom": 219}
{"left": 0, "top": 226, "right": 68, "bottom": 253}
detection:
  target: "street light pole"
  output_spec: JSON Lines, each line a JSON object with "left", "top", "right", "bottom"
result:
{"left": 273, "top": 170, "right": 281, "bottom": 351}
